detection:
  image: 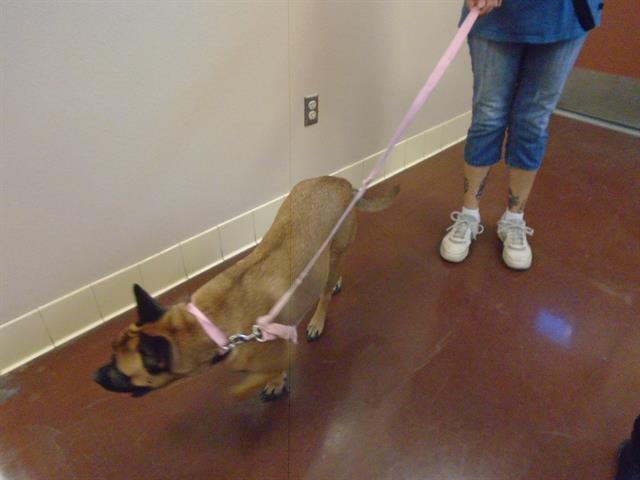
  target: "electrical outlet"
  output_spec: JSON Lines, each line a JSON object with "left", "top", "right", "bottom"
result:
{"left": 304, "top": 94, "right": 319, "bottom": 126}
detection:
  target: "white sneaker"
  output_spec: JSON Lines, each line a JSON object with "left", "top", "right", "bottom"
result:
{"left": 440, "top": 211, "right": 484, "bottom": 263}
{"left": 497, "top": 218, "right": 534, "bottom": 270}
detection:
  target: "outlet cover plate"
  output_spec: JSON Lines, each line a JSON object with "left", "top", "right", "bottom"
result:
{"left": 304, "top": 94, "right": 319, "bottom": 126}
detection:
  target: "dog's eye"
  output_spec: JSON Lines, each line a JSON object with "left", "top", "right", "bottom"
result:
{"left": 141, "top": 354, "right": 168, "bottom": 375}
{"left": 139, "top": 343, "right": 167, "bottom": 374}
{"left": 137, "top": 333, "right": 171, "bottom": 375}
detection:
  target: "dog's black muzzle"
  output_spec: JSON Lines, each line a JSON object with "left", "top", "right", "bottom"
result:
{"left": 94, "top": 362, "right": 151, "bottom": 397}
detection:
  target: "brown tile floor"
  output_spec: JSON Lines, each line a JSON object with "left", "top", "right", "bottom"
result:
{"left": 1, "top": 115, "right": 639, "bottom": 480}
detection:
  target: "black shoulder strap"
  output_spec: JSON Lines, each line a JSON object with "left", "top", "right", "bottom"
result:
{"left": 571, "top": 0, "right": 597, "bottom": 31}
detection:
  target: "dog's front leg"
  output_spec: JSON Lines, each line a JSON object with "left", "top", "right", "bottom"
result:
{"left": 227, "top": 371, "right": 288, "bottom": 401}
{"left": 260, "top": 371, "right": 288, "bottom": 402}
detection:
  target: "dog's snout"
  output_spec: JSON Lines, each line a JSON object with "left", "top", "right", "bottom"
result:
{"left": 94, "top": 363, "right": 152, "bottom": 397}
{"left": 94, "top": 362, "right": 132, "bottom": 393}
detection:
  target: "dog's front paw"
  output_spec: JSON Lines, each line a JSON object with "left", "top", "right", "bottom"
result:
{"left": 260, "top": 374, "right": 288, "bottom": 402}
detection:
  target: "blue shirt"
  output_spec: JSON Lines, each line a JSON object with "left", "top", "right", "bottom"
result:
{"left": 460, "top": 0, "right": 602, "bottom": 44}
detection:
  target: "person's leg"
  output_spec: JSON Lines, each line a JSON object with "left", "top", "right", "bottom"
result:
{"left": 463, "top": 36, "right": 524, "bottom": 207}
{"left": 463, "top": 163, "right": 492, "bottom": 210}
{"left": 507, "top": 167, "right": 537, "bottom": 212}
{"left": 498, "top": 35, "right": 587, "bottom": 269}
{"left": 440, "top": 36, "right": 523, "bottom": 263}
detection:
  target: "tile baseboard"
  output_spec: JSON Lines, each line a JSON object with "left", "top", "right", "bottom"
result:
{"left": 0, "top": 111, "right": 470, "bottom": 376}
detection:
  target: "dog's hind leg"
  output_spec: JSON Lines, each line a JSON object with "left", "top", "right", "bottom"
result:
{"left": 306, "top": 290, "right": 332, "bottom": 342}
{"left": 306, "top": 252, "right": 342, "bottom": 341}
{"left": 331, "top": 276, "right": 343, "bottom": 296}
{"left": 307, "top": 211, "right": 356, "bottom": 341}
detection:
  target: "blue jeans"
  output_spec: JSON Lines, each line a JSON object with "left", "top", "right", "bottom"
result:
{"left": 464, "top": 34, "right": 586, "bottom": 171}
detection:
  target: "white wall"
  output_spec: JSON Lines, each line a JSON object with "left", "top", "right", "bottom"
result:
{"left": 289, "top": 1, "right": 471, "bottom": 181}
{"left": 0, "top": 1, "right": 471, "bottom": 326}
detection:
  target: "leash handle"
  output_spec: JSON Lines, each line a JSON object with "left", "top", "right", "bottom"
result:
{"left": 256, "top": 8, "right": 480, "bottom": 331}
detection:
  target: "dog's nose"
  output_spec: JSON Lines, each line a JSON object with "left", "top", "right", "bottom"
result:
{"left": 94, "top": 364, "right": 112, "bottom": 387}
{"left": 93, "top": 363, "right": 150, "bottom": 396}
{"left": 94, "top": 362, "right": 134, "bottom": 392}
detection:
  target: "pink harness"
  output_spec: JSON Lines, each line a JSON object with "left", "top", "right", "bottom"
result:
{"left": 186, "top": 303, "right": 297, "bottom": 353}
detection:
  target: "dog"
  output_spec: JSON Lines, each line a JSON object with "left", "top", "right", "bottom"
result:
{"left": 95, "top": 176, "right": 398, "bottom": 400}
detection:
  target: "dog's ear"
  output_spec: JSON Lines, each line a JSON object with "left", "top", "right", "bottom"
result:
{"left": 138, "top": 333, "right": 172, "bottom": 374}
{"left": 133, "top": 284, "right": 166, "bottom": 326}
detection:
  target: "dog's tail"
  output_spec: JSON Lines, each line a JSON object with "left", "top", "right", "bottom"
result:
{"left": 355, "top": 185, "right": 400, "bottom": 212}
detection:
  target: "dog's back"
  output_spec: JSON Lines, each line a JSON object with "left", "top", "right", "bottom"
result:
{"left": 260, "top": 175, "right": 398, "bottom": 252}
{"left": 259, "top": 176, "right": 354, "bottom": 252}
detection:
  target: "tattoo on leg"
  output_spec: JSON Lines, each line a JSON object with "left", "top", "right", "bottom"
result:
{"left": 464, "top": 177, "right": 469, "bottom": 194}
{"left": 508, "top": 188, "right": 523, "bottom": 212}
{"left": 475, "top": 172, "right": 490, "bottom": 201}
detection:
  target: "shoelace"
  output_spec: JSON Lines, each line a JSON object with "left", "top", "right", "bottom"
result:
{"left": 498, "top": 219, "right": 534, "bottom": 248}
{"left": 446, "top": 211, "right": 484, "bottom": 240}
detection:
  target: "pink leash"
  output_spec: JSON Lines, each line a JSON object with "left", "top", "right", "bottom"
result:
{"left": 192, "top": 9, "right": 479, "bottom": 347}
{"left": 254, "top": 9, "right": 480, "bottom": 337}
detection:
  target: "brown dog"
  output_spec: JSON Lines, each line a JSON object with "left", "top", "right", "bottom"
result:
{"left": 95, "top": 176, "right": 398, "bottom": 400}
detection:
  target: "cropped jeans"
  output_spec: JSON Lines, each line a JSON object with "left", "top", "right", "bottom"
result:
{"left": 464, "top": 34, "right": 586, "bottom": 171}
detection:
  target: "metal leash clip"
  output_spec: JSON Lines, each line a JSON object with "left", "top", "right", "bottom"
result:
{"left": 227, "top": 325, "right": 263, "bottom": 348}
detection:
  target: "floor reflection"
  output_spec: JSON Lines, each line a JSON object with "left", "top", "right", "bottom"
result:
{"left": 535, "top": 309, "right": 573, "bottom": 348}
